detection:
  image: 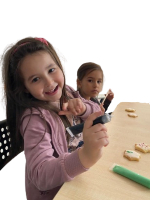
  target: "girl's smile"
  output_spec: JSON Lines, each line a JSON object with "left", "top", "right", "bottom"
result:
{"left": 45, "top": 85, "right": 59, "bottom": 95}
{"left": 20, "top": 51, "right": 64, "bottom": 102}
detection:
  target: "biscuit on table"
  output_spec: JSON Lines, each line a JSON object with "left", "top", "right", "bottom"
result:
{"left": 125, "top": 108, "right": 136, "bottom": 112}
{"left": 123, "top": 150, "right": 141, "bottom": 161}
{"left": 135, "top": 143, "right": 150, "bottom": 153}
{"left": 128, "top": 113, "right": 138, "bottom": 118}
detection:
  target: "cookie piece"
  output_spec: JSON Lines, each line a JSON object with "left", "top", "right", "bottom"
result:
{"left": 128, "top": 113, "right": 138, "bottom": 118}
{"left": 125, "top": 108, "right": 136, "bottom": 112}
{"left": 135, "top": 143, "right": 150, "bottom": 153}
{"left": 124, "top": 150, "right": 141, "bottom": 161}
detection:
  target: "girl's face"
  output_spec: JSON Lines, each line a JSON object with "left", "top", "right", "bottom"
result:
{"left": 20, "top": 51, "right": 64, "bottom": 102}
{"left": 77, "top": 70, "right": 103, "bottom": 100}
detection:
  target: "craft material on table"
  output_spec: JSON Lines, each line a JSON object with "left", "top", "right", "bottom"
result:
{"left": 54, "top": 102, "right": 150, "bottom": 200}
{"left": 110, "top": 163, "right": 150, "bottom": 189}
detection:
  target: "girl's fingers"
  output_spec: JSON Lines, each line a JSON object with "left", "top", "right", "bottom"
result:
{"left": 98, "top": 136, "right": 109, "bottom": 143}
{"left": 62, "top": 102, "right": 69, "bottom": 111}
{"left": 59, "top": 108, "right": 80, "bottom": 116}
{"left": 88, "top": 123, "right": 107, "bottom": 134}
{"left": 83, "top": 111, "right": 102, "bottom": 130}
{"left": 111, "top": 92, "right": 114, "bottom": 96}
{"left": 104, "top": 138, "right": 109, "bottom": 147}
{"left": 59, "top": 110, "right": 72, "bottom": 115}
{"left": 75, "top": 106, "right": 81, "bottom": 113}
{"left": 59, "top": 99, "right": 86, "bottom": 116}
{"left": 96, "top": 135, "right": 109, "bottom": 148}
{"left": 95, "top": 131, "right": 108, "bottom": 140}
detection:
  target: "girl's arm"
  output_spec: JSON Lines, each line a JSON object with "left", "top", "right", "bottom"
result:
{"left": 100, "top": 89, "right": 114, "bottom": 112}
{"left": 20, "top": 112, "right": 88, "bottom": 191}
{"left": 99, "top": 103, "right": 105, "bottom": 115}
{"left": 59, "top": 85, "right": 101, "bottom": 120}
{"left": 78, "top": 111, "right": 109, "bottom": 168}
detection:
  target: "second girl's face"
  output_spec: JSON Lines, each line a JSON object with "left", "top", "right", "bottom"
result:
{"left": 20, "top": 51, "right": 64, "bottom": 102}
{"left": 77, "top": 70, "right": 103, "bottom": 100}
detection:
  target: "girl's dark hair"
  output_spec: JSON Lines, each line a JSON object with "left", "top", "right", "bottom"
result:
{"left": 77, "top": 62, "right": 104, "bottom": 90}
{"left": 1, "top": 37, "right": 71, "bottom": 163}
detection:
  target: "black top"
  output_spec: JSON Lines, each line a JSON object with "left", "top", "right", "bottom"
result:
{"left": 90, "top": 97, "right": 111, "bottom": 112}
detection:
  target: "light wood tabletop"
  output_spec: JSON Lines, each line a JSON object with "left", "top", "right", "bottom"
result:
{"left": 54, "top": 102, "right": 150, "bottom": 200}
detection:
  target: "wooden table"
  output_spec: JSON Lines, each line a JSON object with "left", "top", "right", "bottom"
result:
{"left": 54, "top": 102, "right": 150, "bottom": 200}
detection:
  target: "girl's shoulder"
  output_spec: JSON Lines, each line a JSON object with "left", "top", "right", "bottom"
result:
{"left": 21, "top": 107, "right": 57, "bottom": 124}
{"left": 66, "top": 84, "right": 79, "bottom": 98}
{"left": 20, "top": 107, "right": 64, "bottom": 136}
{"left": 21, "top": 107, "right": 49, "bottom": 117}
{"left": 65, "top": 85, "right": 80, "bottom": 98}
{"left": 65, "top": 85, "right": 75, "bottom": 93}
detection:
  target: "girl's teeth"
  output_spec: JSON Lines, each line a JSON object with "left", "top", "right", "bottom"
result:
{"left": 46, "top": 85, "right": 57, "bottom": 93}
{"left": 50, "top": 87, "right": 55, "bottom": 92}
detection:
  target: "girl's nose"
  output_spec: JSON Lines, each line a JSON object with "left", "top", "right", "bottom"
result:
{"left": 45, "top": 76, "right": 54, "bottom": 87}
{"left": 93, "top": 81, "right": 98, "bottom": 87}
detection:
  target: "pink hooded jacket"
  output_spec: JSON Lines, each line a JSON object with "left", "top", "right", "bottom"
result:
{"left": 20, "top": 86, "right": 100, "bottom": 200}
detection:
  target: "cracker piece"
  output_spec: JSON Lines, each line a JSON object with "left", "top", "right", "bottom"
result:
{"left": 128, "top": 113, "right": 138, "bottom": 118}
{"left": 124, "top": 150, "right": 140, "bottom": 161}
{"left": 125, "top": 108, "right": 136, "bottom": 112}
{"left": 135, "top": 143, "right": 150, "bottom": 153}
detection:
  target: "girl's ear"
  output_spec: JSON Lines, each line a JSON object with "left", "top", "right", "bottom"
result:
{"left": 77, "top": 78, "right": 81, "bottom": 88}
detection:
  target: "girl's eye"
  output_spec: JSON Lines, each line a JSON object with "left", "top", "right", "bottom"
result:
{"left": 48, "top": 68, "right": 55, "bottom": 73}
{"left": 97, "top": 81, "right": 101, "bottom": 84}
{"left": 32, "top": 77, "right": 39, "bottom": 83}
{"left": 88, "top": 79, "right": 92, "bottom": 82}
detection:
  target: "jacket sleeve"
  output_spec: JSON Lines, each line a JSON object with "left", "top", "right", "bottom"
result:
{"left": 104, "top": 98, "right": 112, "bottom": 113}
{"left": 20, "top": 113, "right": 88, "bottom": 191}
{"left": 66, "top": 85, "right": 101, "bottom": 121}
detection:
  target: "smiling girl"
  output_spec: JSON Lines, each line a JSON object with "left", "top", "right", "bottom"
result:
{"left": 1, "top": 38, "right": 109, "bottom": 200}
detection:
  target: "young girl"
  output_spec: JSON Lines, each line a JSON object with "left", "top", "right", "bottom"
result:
{"left": 1, "top": 37, "right": 109, "bottom": 200}
{"left": 77, "top": 62, "right": 114, "bottom": 113}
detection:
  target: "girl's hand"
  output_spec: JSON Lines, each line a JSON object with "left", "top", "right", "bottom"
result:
{"left": 59, "top": 98, "right": 86, "bottom": 116}
{"left": 106, "top": 89, "right": 114, "bottom": 101}
{"left": 78, "top": 111, "right": 109, "bottom": 168}
{"left": 100, "top": 103, "right": 105, "bottom": 115}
